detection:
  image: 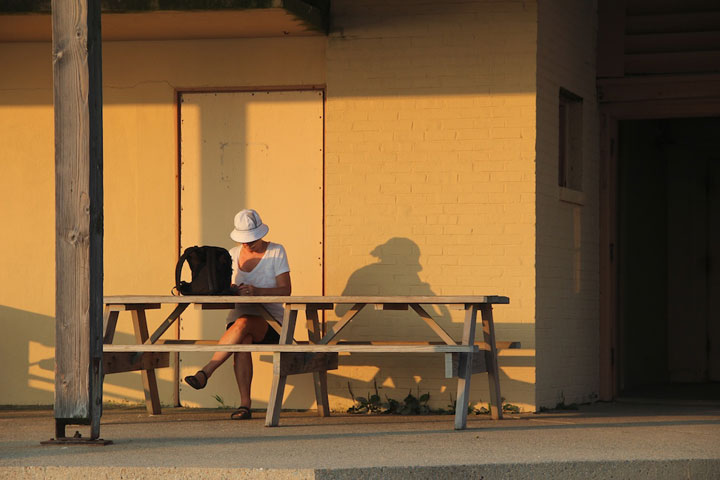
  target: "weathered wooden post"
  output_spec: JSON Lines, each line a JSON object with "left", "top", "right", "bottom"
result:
{"left": 44, "top": 0, "right": 107, "bottom": 444}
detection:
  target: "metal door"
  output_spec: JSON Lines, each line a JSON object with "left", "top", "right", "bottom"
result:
{"left": 179, "top": 90, "right": 323, "bottom": 408}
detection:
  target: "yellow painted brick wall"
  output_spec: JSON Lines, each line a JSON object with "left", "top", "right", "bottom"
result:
{"left": 0, "top": 37, "right": 325, "bottom": 406}
{"left": 2, "top": 1, "right": 545, "bottom": 413}
{"left": 325, "top": 0, "right": 538, "bottom": 411}
{"left": 535, "top": 0, "right": 600, "bottom": 408}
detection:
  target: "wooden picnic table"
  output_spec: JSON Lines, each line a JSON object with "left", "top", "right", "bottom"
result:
{"left": 102, "top": 295, "right": 510, "bottom": 430}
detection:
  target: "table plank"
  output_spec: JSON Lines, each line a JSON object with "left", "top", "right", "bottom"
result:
{"left": 104, "top": 295, "right": 510, "bottom": 305}
{"left": 103, "top": 344, "right": 479, "bottom": 353}
{"left": 106, "top": 303, "right": 162, "bottom": 311}
{"left": 150, "top": 339, "right": 519, "bottom": 349}
{"left": 103, "top": 352, "right": 170, "bottom": 374}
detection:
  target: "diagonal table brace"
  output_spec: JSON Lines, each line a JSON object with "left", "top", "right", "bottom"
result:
{"left": 410, "top": 303, "right": 457, "bottom": 345}
{"left": 147, "top": 303, "right": 190, "bottom": 345}
{"left": 130, "top": 303, "right": 189, "bottom": 364}
{"left": 256, "top": 304, "right": 283, "bottom": 335}
{"left": 320, "top": 303, "right": 365, "bottom": 345}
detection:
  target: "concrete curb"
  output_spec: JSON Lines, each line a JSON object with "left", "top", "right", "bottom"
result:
{"left": 4, "top": 459, "right": 720, "bottom": 480}
{"left": 1, "top": 467, "right": 314, "bottom": 480}
{"left": 316, "top": 460, "right": 720, "bottom": 479}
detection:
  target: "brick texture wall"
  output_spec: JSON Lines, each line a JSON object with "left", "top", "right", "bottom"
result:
{"left": 324, "top": 0, "right": 538, "bottom": 411}
{"left": 2, "top": 0, "right": 603, "bottom": 412}
{"left": 536, "top": 0, "right": 600, "bottom": 408}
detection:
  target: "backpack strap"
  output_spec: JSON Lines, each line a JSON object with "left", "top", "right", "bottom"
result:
{"left": 174, "top": 246, "right": 196, "bottom": 295}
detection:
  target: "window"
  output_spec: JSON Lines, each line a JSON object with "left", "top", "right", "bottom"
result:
{"left": 558, "top": 88, "right": 583, "bottom": 192}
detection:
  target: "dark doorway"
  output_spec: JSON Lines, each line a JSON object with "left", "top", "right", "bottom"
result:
{"left": 618, "top": 117, "right": 720, "bottom": 401}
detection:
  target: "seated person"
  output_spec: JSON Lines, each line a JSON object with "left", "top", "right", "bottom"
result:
{"left": 184, "top": 209, "right": 291, "bottom": 420}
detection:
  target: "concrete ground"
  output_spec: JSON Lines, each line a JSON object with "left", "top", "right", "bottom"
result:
{"left": 1, "top": 401, "right": 720, "bottom": 479}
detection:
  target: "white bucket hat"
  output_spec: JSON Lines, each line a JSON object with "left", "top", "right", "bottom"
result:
{"left": 230, "top": 209, "right": 269, "bottom": 243}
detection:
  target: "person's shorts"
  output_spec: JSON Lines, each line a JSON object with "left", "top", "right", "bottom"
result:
{"left": 226, "top": 319, "right": 280, "bottom": 345}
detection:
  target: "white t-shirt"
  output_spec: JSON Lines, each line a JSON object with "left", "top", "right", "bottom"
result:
{"left": 226, "top": 242, "right": 290, "bottom": 324}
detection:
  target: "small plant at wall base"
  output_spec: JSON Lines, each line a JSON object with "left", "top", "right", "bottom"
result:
{"left": 212, "top": 394, "right": 232, "bottom": 409}
{"left": 441, "top": 393, "right": 485, "bottom": 415}
{"left": 347, "top": 381, "right": 431, "bottom": 415}
{"left": 475, "top": 404, "right": 490, "bottom": 415}
{"left": 443, "top": 393, "right": 522, "bottom": 415}
{"left": 397, "top": 390, "right": 431, "bottom": 415}
{"left": 500, "top": 396, "right": 520, "bottom": 414}
{"left": 346, "top": 383, "right": 520, "bottom": 415}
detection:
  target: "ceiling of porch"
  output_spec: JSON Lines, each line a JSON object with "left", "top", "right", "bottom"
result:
{"left": 0, "top": 0, "right": 329, "bottom": 42}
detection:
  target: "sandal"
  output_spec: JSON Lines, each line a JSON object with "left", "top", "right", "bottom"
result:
{"left": 230, "top": 406, "right": 252, "bottom": 420}
{"left": 184, "top": 370, "right": 208, "bottom": 390}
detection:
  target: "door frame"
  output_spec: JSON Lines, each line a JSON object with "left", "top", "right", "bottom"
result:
{"left": 598, "top": 74, "right": 720, "bottom": 400}
{"left": 172, "top": 85, "right": 326, "bottom": 405}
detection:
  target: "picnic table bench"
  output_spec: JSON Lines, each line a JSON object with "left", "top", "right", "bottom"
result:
{"left": 102, "top": 295, "right": 511, "bottom": 430}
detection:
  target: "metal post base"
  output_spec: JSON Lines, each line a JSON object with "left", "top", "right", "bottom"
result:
{"left": 41, "top": 433, "right": 113, "bottom": 446}
{"left": 41, "top": 420, "right": 112, "bottom": 446}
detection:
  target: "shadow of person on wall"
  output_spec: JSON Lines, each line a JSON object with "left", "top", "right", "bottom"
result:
{"left": 334, "top": 237, "right": 453, "bottom": 342}
{"left": 286, "top": 237, "right": 536, "bottom": 413}
{"left": 317, "top": 238, "right": 465, "bottom": 410}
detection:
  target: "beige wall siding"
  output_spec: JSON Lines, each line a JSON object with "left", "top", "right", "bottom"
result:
{"left": 536, "top": 0, "right": 600, "bottom": 408}
{"left": 0, "top": 43, "right": 55, "bottom": 404}
{"left": 325, "top": 0, "right": 538, "bottom": 411}
{"left": 0, "top": 37, "right": 326, "bottom": 406}
{"left": 2, "top": 1, "right": 545, "bottom": 411}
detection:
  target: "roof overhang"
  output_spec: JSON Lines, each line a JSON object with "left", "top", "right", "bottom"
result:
{"left": 0, "top": 0, "right": 329, "bottom": 42}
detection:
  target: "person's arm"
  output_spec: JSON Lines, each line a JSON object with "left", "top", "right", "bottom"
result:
{"left": 237, "top": 272, "right": 291, "bottom": 296}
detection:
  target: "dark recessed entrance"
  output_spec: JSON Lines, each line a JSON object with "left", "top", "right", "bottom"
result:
{"left": 618, "top": 117, "right": 720, "bottom": 401}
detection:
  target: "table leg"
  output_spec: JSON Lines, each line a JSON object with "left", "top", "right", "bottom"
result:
{"left": 481, "top": 304, "right": 503, "bottom": 420}
{"left": 131, "top": 309, "right": 162, "bottom": 415}
{"left": 103, "top": 307, "right": 119, "bottom": 344}
{"left": 306, "top": 308, "right": 331, "bottom": 417}
{"left": 454, "top": 304, "right": 478, "bottom": 430}
{"left": 97, "top": 307, "right": 119, "bottom": 438}
{"left": 266, "top": 353, "right": 288, "bottom": 427}
{"left": 266, "top": 308, "right": 298, "bottom": 427}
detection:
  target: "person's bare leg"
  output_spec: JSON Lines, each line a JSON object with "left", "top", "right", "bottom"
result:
{"left": 185, "top": 315, "right": 267, "bottom": 386}
{"left": 234, "top": 335, "right": 254, "bottom": 408}
{"left": 186, "top": 316, "right": 267, "bottom": 388}
{"left": 202, "top": 320, "right": 246, "bottom": 377}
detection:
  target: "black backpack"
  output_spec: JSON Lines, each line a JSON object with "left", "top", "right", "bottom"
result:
{"left": 174, "top": 246, "right": 233, "bottom": 295}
